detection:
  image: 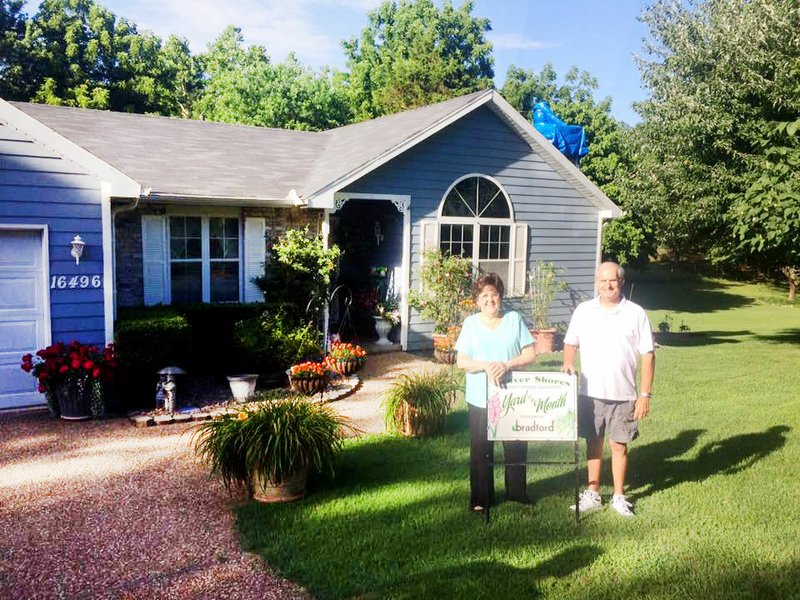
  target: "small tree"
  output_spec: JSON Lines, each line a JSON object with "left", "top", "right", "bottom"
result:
{"left": 528, "top": 261, "right": 567, "bottom": 330}
{"left": 409, "top": 249, "right": 475, "bottom": 334}
{"left": 254, "top": 227, "right": 342, "bottom": 323}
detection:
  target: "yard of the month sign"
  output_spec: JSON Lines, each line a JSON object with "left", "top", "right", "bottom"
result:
{"left": 487, "top": 371, "right": 577, "bottom": 441}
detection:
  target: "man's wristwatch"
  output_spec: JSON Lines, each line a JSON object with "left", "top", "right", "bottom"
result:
{"left": 639, "top": 392, "right": 652, "bottom": 398}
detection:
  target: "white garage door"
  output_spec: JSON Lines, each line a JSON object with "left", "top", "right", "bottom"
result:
{"left": 0, "top": 229, "right": 49, "bottom": 410}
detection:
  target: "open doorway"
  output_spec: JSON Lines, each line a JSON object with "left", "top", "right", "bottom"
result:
{"left": 329, "top": 199, "right": 403, "bottom": 347}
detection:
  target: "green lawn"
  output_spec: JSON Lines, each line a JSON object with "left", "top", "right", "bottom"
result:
{"left": 235, "top": 269, "right": 799, "bottom": 599}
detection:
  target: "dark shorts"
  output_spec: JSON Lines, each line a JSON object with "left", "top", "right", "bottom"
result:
{"left": 578, "top": 395, "right": 639, "bottom": 443}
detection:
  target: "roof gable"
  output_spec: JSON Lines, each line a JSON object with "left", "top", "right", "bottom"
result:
{"left": 2, "top": 92, "right": 620, "bottom": 216}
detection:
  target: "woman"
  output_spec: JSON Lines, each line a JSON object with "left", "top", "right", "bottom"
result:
{"left": 455, "top": 272, "right": 536, "bottom": 512}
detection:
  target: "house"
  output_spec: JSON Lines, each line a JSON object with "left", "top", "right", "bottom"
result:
{"left": 0, "top": 89, "right": 621, "bottom": 410}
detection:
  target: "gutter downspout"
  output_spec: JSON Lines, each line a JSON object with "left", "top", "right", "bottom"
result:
{"left": 110, "top": 188, "right": 149, "bottom": 329}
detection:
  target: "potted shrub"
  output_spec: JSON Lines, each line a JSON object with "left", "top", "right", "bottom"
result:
{"left": 528, "top": 261, "right": 568, "bottom": 354}
{"left": 287, "top": 360, "right": 328, "bottom": 396}
{"left": 383, "top": 370, "right": 460, "bottom": 437}
{"left": 325, "top": 341, "right": 367, "bottom": 376}
{"left": 433, "top": 324, "right": 461, "bottom": 364}
{"left": 408, "top": 249, "right": 475, "bottom": 349}
{"left": 192, "top": 397, "right": 351, "bottom": 502}
{"left": 20, "top": 341, "right": 117, "bottom": 420}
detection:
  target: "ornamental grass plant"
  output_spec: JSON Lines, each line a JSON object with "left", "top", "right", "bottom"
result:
{"left": 383, "top": 369, "right": 460, "bottom": 436}
{"left": 192, "top": 396, "right": 351, "bottom": 493}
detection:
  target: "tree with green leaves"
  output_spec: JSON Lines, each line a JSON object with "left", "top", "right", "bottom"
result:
{"left": 501, "top": 63, "right": 652, "bottom": 266}
{"left": 193, "top": 26, "right": 352, "bottom": 130}
{"left": 23, "top": 0, "right": 174, "bottom": 112}
{"left": 0, "top": 0, "right": 30, "bottom": 99}
{"left": 632, "top": 0, "right": 800, "bottom": 284}
{"left": 342, "top": 0, "right": 494, "bottom": 119}
{"left": 730, "top": 119, "right": 800, "bottom": 300}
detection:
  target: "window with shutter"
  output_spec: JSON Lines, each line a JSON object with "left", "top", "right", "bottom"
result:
{"left": 437, "top": 175, "right": 526, "bottom": 296}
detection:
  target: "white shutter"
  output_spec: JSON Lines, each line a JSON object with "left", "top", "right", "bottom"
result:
{"left": 418, "top": 219, "right": 438, "bottom": 291}
{"left": 509, "top": 223, "right": 528, "bottom": 297}
{"left": 141, "top": 215, "right": 167, "bottom": 306}
{"left": 243, "top": 217, "right": 266, "bottom": 302}
{"left": 420, "top": 219, "right": 438, "bottom": 251}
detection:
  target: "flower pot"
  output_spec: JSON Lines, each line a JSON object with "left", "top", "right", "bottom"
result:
{"left": 328, "top": 358, "right": 364, "bottom": 377}
{"left": 227, "top": 374, "right": 259, "bottom": 402}
{"left": 252, "top": 468, "right": 309, "bottom": 503}
{"left": 434, "top": 348, "right": 457, "bottom": 364}
{"left": 373, "top": 316, "right": 393, "bottom": 345}
{"left": 55, "top": 382, "right": 92, "bottom": 421}
{"left": 533, "top": 328, "right": 558, "bottom": 354}
{"left": 290, "top": 375, "right": 327, "bottom": 396}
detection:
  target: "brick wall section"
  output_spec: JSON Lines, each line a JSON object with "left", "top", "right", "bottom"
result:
{"left": 114, "top": 209, "right": 146, "bottom": 307}
{"left": 114, "top": 205, "right": 323, "bottom": 308}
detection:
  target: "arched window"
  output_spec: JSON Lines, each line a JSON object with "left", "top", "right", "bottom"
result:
{"left": 438, "top": 175, "right": 517, "bottom": 288}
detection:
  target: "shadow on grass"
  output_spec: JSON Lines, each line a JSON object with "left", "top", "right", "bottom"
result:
{"left": 402, "top": 544, "right": 603, "bottom": 598}
{"left": 630, "top": 425, "right": 791, "bottom": 500}
{"left": 629, "top": 279, "right": 754, "bottom": 313}
{"left": 655, "top": 330, "right": 750, "bottom": 347}
{"left": 754, "top": 328, "right": 800, "bottom": 345}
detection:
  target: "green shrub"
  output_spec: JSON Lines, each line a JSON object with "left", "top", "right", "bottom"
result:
{"left": 180, "top": 303, "right": 264, "bottom": 372}
{"left": 191, "top": 396, "right": 351, "bottom": 492}
{"left": 234, "top": 306, "right": 324, "bottom": 374}
{"left": 383, "top": 370, "right": 460, "bottom": 436}
{"left": 114, "top": 314, "right": 192, "bottom": 410}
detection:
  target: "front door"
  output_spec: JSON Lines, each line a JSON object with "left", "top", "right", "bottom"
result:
{"left": 0, "top": 229, "right": 49, "bottom": 409}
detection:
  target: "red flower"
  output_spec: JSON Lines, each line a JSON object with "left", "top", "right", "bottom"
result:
{"left": 21, "top": 362, "right": 33, "bottom": 372}
{"left": 83, "top": 360, "right": 94, "bottom": 370}
{"left": 60, "top": 365, "right": 69, "bottom": 374}
{"left": 38, "top": 372, "right": 48, "bottom": 381}
{"left": 37, "top": 383, "right": 46, "bottom": 393}
{"left": 92, "top": 368, "right": 101, "bottom": 379}
{"left": 71, "top": 359, "right": 81, "bottom": 369}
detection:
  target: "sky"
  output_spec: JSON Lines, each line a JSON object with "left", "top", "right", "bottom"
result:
{"left": 23, "top": 0, "right": 652, "bottom": 125}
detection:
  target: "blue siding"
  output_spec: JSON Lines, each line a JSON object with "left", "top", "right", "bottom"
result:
{"left": 342, "top": 106, "right": 601, "bottom": 351}
{"left": 0, "top": 123, "right": 106, "bottom": 346}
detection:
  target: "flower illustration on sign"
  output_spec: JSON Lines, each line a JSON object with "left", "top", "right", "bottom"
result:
{"left": 488, "top": 391, "right": 501, "bottom": 437}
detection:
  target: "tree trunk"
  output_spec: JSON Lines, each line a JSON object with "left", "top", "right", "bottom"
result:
{"left": 781, "top": 266, "right": 798, "bottom": 301}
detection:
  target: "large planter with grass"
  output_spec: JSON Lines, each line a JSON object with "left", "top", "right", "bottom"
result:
{"left": 384, "top": 370, "right": 459, "bottom": 437}
{"left": 192, "top": 397, "right": 350, "bottom": 503}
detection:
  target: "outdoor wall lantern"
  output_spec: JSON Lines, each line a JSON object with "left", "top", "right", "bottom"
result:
{"left": 374, "top": 221, "right": 384, "bottom": 245}
{"left": 70, "top": 235, "right": 85, "bottom": 265}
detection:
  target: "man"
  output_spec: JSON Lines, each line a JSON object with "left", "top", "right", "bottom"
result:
{"left": 561, "top": 262, "right": 655, "bottom": 517}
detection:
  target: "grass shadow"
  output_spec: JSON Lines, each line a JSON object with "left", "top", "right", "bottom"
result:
{"left": 754, "top": 328, "right": 800, "bottom": 344}
{"left": 655, "top": 330, "right": 751, "bottom": 347}
{"left": 630, "top": 425, "right": 791, "bottom": 499}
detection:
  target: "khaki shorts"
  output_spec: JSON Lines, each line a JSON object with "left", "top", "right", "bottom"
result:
{"left": 578, "top": 395, "right": 639, "bottom": 443}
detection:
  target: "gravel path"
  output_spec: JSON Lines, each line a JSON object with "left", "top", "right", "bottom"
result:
{"left": 0, "top": 351, "right": 446, "bottom": 599}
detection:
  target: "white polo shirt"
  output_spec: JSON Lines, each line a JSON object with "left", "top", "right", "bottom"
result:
{"left": 564, "top": 296, "right": 654, "bottom": 401}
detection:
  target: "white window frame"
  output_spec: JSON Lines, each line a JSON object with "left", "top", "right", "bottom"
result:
{"left": 437, "top": 174, "right": 518, "bottom": 289}
{"left": 166, "top": 212, "right": 242, "bottom": 304}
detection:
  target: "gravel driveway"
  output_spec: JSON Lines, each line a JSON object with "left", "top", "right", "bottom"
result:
{"left": 0, "top": 351, "right": 445, "bottom": 599}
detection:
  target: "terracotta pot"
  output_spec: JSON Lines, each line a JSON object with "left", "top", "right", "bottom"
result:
{"left": 533, "top": 328, "right": 558, "bottom": 354}
{"left": 252, "top": 468, "right": 309, "bottom": 503}
{"left": 433, "top": 348, "right": 457, "bottom": 364}
{"left": 55, "top": 382, "right": 92, "bottom": 421}
{"left": 398, "top": 403, "right": 437, "bottom": 437}
{"left": 289, "top": 375, "right": 327, "bottom": 396}
{"left": 329, "top": 358, "right": 364, "bottom": 377}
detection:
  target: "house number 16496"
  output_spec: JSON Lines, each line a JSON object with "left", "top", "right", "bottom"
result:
{"left": 51, "top": 275, "right": 102, "bottom": 289}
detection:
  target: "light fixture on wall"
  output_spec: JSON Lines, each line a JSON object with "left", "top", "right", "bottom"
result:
{"left": 70, "top": 235, "right": 85, "bottom": 265}
{"left": 374, "top": 221, "right": 384, "bottom": 246}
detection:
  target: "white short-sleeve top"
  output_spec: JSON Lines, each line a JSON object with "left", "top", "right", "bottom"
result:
{"left": 563, "top": 296, "right": 654, "bottom": 401}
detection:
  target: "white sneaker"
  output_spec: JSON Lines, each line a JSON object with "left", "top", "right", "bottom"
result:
{"left": 611, "top": 494, "right": 634, "bottom": 517}
{"left": 570, "top": 489, "right": 602, "bottom": 513}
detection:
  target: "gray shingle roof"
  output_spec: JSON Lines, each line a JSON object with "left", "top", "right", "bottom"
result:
{"left": 9, "top": 90, "right": 620, "bottom": 216}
